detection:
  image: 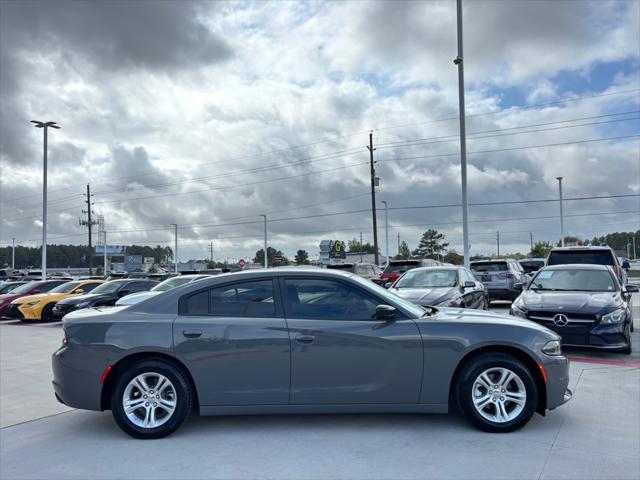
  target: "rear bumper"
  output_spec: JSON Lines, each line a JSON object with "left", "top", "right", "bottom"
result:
{"left": 52, "top": 346, "right": 103, "bottom": 411}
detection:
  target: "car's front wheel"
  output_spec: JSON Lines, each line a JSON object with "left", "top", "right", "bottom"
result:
{"left": 111, "top": 360, "right": 193, "bottom": 439}
{"left": 456, "top": 353, "right": 537, "bottom": 432}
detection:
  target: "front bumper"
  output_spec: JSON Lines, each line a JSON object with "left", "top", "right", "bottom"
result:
{"left": 3, "top": 304, "right": 24, "bottom": 320}
{"left": 52, "top": 303, "right": 75, "bottom": 320}
{"left": 529, "top": 317, "right": 630, "bottom": 351}
{"left": 543, "top": 355, "right": 571, "bottom": 411}
{"left": 15, "top": 305, "right": 41, "bottom": 321}
{"left": 486, "top": 288, "right": 518, "bottom": 301}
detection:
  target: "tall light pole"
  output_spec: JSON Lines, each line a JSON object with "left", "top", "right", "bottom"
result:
{"left": 381, "top": 201, "right": 389, "bottom": 268}
{"left": 30, "top": 120, "right": 60, "bottom": 280}
{"left": 11, "top": 237, "right": 15, "bottom": 270}
{"left": 557, "top": 177, "right": 565, "bottom": 247}
{"left": 633, "top": 235, "right": 637, "bottom": 261}
{"left": 454, "top": 0, "right": 470, "bottom": 268}
{"left": 103, "top": 231, "right": 108, "bottom": 276}
{"left": 259, "top": 214, "right": 267, "bottom": 268}
{"left": 172, "top": 224, "right": 178, "bottom": 274}
{"left": 367, "top": 132, "right": 380, "bottom": 265}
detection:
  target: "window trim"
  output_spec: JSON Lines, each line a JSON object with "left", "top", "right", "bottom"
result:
{"left": 278, "top": 276, "right": 407, "bottom": 321}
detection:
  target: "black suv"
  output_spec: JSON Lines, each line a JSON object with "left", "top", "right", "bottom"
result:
{"left": 546, "top": 246, "right": 627, "bottom": 285}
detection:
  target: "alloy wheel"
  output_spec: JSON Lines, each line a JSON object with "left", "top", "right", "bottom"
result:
{"left": 122, "top": 372, "right": 177, "bottom": 429}
{"left": 471, "top": 367, "right": 526, "bottom": 423}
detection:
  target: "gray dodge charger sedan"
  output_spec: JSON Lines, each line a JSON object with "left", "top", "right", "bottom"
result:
{"left": 52, "top": 268, "right": 571, "bottom": 439}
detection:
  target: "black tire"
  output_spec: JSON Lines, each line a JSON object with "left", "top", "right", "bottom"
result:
{"left": 41, "top": 304, "right": 54, "bottom": 322}
{"left": 111, "top": 360, "right": 193, "bottom": 439}
{"left": 455, "top": 353, "right": 538, "bottom": 433}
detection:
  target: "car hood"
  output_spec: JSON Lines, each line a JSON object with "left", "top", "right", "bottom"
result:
{"left": 116, "top": 291, "right": 161, "bottom": 305}
{"left": 12, "top": 292, "right": 77, "bottom": 304}
{"left": 434, "top": 307, "right": 557, "bottom": 337}
{"left": 389, "top": 287, "right": 457, "bottom": 305}
{"left": 518, "top": 290, "right": 621, "bottom": 314}
{"left": 57, "top": 292, "right": 112, "bottom": 305}
{"left": 0, "top": 293, "right": 26, "bottom": 304}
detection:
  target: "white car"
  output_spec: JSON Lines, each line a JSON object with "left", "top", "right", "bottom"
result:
{"left": 115, "top": 274, "right": 210, "bottom": 306}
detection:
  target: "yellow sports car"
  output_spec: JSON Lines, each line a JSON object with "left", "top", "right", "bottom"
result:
{"left": 11, "top": 279, "right": 104, "bottom": 321}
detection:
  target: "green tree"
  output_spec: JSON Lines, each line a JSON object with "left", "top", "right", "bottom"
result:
{"left": 530, "top": 241, "right": 553, "bottom": 258}
{"left": 294, "top": 249, "right": 310, "bottom": 265}
{"left": 253, "top": 246, "right": 288, "bottom": 266}
{"left": 412, "top": 229, "right": 449, "bottom": 258}
{"left": 95, "top": 265, "right": 104, "bottom": 276}
{"left": 147, "top": 265, "right": 158, "bottom": 274}
{"left": 443, "top": 250, "right": 463, "bottom": 265}
{"left": 347, "top": 238, "right": 377, "bottom": 254}
{"left": 395, "top": 241, "right": 411, "bottom": 260}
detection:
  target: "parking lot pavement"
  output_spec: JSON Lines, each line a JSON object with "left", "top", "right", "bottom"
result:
{"left": 1, "top": 303, "right": 639, "bottom": 480}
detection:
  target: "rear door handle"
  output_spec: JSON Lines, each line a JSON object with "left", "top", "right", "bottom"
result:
{"left": 295, "top": 334, "right": 316, "bottom": 345}
{"left": 183, "top": 330, "right": 202, "bottom": 338}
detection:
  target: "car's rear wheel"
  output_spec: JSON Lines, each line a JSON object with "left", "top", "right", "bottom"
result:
{"left": 456, "top": 353, "right": 537, "bottom": 433}
{"left": 111, "top": 360, "right": 192, "bottom": 439}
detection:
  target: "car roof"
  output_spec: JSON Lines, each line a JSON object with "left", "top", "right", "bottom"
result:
{"left": 549, "top": 246, "right": 613, "bottom": 251}
{"left": 519, "top": 258, "right": 545, "bottom": 262}
{"left": 471, "top": 259, "right": 513, "bottom": 263}
{"left": 404, "top": 266, "right": 460, "bottom": 272}
{"left": 541, "top": 263, "right": 611, "bottom": 271}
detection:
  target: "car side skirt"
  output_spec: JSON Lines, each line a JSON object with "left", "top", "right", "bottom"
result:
{"left": 199, "top": 403, "right": 449, "bottom": 416}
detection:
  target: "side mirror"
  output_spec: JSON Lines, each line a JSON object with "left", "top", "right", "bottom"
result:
{"left": 73, "top": 289, "right": 84, "bottom": 294}
{"left": 384, "top": 282, "right": 393, "bottom": 289}
{"left": 625, "top": 284, "right": 639, "bottom": 293}
{"left": 375, "top": 304, "right": 396, "bottom": 320}
{"left": 463, "top": 281, "right": 475, "bottom": 289}
{"left": 622, "top": 261, "right": 630, "bottom": 269}
{"left": 514, "top": 282, "right": 524, "bottom": 291}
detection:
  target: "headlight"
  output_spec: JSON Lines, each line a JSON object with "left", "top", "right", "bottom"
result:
{"left": 601, "top": 308, "right": 625, "bottom": 324}
{"left": 25, "top": 300, "right": 40, "bottom": 307}
{"left": 542, "top": 340, "right": 562, "bottom": 356}
{"left": 511, "top": 304, "right": 527, "bottom": 318}
{"left": 74, "top": 301, "right": 91, "bottom": 309}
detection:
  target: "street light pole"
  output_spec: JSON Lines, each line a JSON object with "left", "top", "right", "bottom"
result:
{"left": 454, "top": 0, "right": 470, "bottom": 268}
{"left": 557, "top": 177, "right": 565, "bottom": 247}
{"left": 381, "top": 201, "right": 389, "bottom": 268}
{"left": 31, "top": 120, "right": 60, "bottom": 280}
{"left": 103, "top": 231, "right": 107, "bottom": 276}
{"left": 11, "top": 237, "right": 15, "bottom": 270}
{"left": 172, "top": 224, "right": 178, "bottom": 274}
{"left": 260, "top": 214, "right": 267, "bottom": 268}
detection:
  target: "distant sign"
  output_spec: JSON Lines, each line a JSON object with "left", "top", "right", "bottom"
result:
{"left": 143, "top": 257, "right": 155, "bottom": 264}
{"left": 124, "top": 255, "right": 143, "bottom": 272}
{"left": 238, "top": 259, "right": 246, "bottom": 268}
{"left": 95, "top": 245, "right": 124, "bottom": 255}
{"left": 329, "top": 240, "right": 346, "bottom": 259}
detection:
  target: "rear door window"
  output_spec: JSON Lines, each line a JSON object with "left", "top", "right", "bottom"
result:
{"left": 547, "top": 250, "right": 614, "bottom": 266}
{"left": 210, "top": 280, "right": 275, "bottom": 317}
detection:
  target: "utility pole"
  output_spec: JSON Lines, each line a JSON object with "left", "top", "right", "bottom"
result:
{"left": 11, "top": 237, "right": 15, "bottom": 270}
{"left": 496, "top": 231, "right": 500, "bottom": 257}
{"left": 79, "top": 184, "right": 98, "bottom": 275}
{"left": 454, "top": 0, "right": 470, "bottom": 268}
{"left": 367, "top": 131, "right": 379, "bottom": 265}
{"left": 209, "top": 241, "right": 214, "bottom": 263}
{"left": 360, "top": 232, "right": 363, "bottom": 262}
{"left": 633, "top": 235, "right": 637, "bottom": 260}
{"left": 260, "top": 214, "right": 267, "bottom": 268}
{"left": 172, "top": 224, "right": 178, "bottom": 274}
{"left": 30, "top": 120, "right": 60, "bottom": 280}
{"left": 529, "top": 232, "right": 533, "bottom": 252}
{"left": 103, "top": 231, "right": 107, "bottom": 276}
{"left": 398, "top": 232, "right": 401, "bottom": 256}
{"left": 627, "top": 242, "right": 631, "bottom": 259}
{"left": 97, "top": 215, "right": 106, "bottom": 276}
{"left": 557, "top": 177, "right": 565, "bottom": 247}
{"left": 381, "top": 201, "right": 389, "bottom": 268}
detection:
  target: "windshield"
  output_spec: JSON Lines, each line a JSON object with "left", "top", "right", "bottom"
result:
{"left": 91, "top": 281, "right": 124, "bottom": 294}
{"left": 351, "top": 275, "right": 425, "bottom": 318}
{"left": 395, "top": 269, "right": 457, "bottom": 288}
{"left": 547, "top": 250, "right": 614, "bottom": 266}
{"left": 10, "top": 281, "right": 39, "bottom": 294}
{"left": 471, "top": 261, "right": 508, "bottom": 272}
{"left": 152, "top": 276, "right": 195, "bottom": 291}
{"left": 49, "top": 281, "right": 82, "bottom": 293}
{"left": 0, "top": 282, "right": 25, "bottom": 294}
{"left": 383, "top": 262, "right": 419, "bottom": 274}
{"left": 530, "top": 269, "right": 616, "bottom": 292}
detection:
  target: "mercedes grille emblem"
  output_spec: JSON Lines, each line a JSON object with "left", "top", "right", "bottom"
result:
{"left": 553, "top": 314, "right": 569, "bottom": 327}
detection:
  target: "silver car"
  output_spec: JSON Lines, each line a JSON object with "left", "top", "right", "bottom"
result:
{"left": 53, "top": 268, "right": 571, "bottom": 439}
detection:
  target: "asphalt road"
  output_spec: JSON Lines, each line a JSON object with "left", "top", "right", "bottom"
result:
{"left": 0, "top": 298, "right": 638, "bottom": 480}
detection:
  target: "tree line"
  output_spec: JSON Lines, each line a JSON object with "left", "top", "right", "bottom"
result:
{"left": 1, "top": 244, "right": 173, "bottom": 269}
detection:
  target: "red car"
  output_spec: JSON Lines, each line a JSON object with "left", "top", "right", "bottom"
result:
{"left": 0, "top": 279, "right": 70, "bottom": 318}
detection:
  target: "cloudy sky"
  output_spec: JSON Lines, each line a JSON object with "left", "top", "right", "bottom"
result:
{"left": 1, "top": 0, "right": 639, "bottom": 263}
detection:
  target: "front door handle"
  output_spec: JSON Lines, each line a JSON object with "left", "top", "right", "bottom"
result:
{"left": 183, "top": 330, "right": 202, "bottom": 338}
{"left": 295, "top": 334, "right": 315, "bottom": 345}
